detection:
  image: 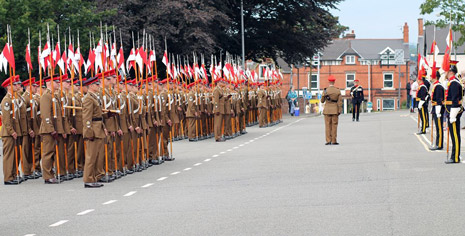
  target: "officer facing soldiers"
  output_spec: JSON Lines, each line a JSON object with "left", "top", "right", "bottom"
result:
{"left": 321, "top": 75, "right": 342, "bottom": 145}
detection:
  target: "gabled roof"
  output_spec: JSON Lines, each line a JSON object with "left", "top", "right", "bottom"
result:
{"left": 320, "top": 38, "right": 410, "bottom": 61}
{"left": 418, "top": 24, "right": 465, "bottom": 55}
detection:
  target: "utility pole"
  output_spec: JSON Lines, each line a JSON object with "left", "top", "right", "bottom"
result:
{"left": 241, "top": 0, "right": 245, "bottom": 69}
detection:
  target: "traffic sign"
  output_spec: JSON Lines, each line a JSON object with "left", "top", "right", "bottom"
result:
{"left": 394, "top": 49, "right": 404, "bottom": 65}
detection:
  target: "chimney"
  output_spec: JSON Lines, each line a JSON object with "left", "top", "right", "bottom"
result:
{"left": 344, "top": 30, "right": 356, "bottom": 39}
{"left": 418, "top": 18, "right": 424, "bottom": 36}
{"left": 403, "top": 22, "right": 409, "bottom": 44}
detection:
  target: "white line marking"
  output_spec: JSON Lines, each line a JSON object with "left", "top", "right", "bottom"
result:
{"left": 204, "top": 158, "right": 211, "bottom": 162}
{"left": 249, "top": 139, "right": 254, "bottom": 142}
{"left": 141, "top": 183, "right": 154, "bottom": 188}
{"left": 49, "top": 220, "right": 69, "bottom": 227}
{"left": 414, "top": 133, "right": 433, "bottom": 152}
{"left": 233, "top": 147, "right": 239, "bottom": 149}
{"left": 77, "top": 209, "right": 95, "bottom": 216}
{"left": 157, "top": 177, "right": 168, "bottom": 181}
{"left": 170, "top": 171, "right": 180, "bottom": 175}
{"left": 194, "top": 163, "right": 202, "bottom": 166}
{"left": 239, "top": 144, "right": 244, "bottom": 147}
{"left": 24, "top": 234, "right": 36, "bottom": 236}
{"left": 227, "top": 149, "right": 233, "bottom": 152}
{"left": 220, "top": 151, "right": 226, "bottom": 154}
{"left": 103, "top": 200, "right": 117, "bottom": 205}
{"left": 212, "top": 154, "right": 219, "bottom": 157}
{"left": 124, "top": 191, "right": 137, "bottom": 197}
{"left": 183, "top": 168, "right": 192, "bottom": 171}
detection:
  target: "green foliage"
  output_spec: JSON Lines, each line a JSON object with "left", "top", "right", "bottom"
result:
{"left": 0, "top": 0, "right": 115, "bottom": 80}
{"left": 420, "top": 0, "right": 465, "bottom": 46}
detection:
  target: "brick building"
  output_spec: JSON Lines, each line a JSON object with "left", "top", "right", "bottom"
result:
{"left": 279, "top": 23, "right": 411, "bottom": 112}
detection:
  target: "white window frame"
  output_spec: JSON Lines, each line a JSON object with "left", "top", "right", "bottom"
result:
{"left": 309, "top": 74, "right": 318, "bottom": 91}
{"left": 346, "top": 55, "right": 355, "bottom": 65}
{"left": 346, "top": 73, "right": 355, "bottom": 89}
{"left": 383, "top": 73, "right": 394, "bottom": 88}
{"left": 382, "top": 99, "right": 395, "bottom": 111}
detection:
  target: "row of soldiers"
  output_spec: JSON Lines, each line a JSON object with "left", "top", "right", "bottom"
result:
{"left": 1, "top": 69, "right": 283, "bottom": 187}
{"left": 416, "top": 60, "right": 463, "bottom": 164}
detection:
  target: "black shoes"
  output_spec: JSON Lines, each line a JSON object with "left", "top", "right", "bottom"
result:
{"left": 216, "top": 138, "right": 226, "bottom": 142}
{"left": 325, "top": 142, "right": 331, "bottom": 145}
{"left": 84, "top": 183, "right": 104, "bottom": 188}
{"left": 165, "top": 156, "right": 175, "bottom": 161}
{"left": 332, "top": 142, "right": 339, "bottom": 145}
{"left": 4, "top": 179, "right": 20, "bottom": 185}
{"left": 45, "top": 178, "right": 63, "bottom": 184}
{"left": 189, "top": 138, "right": 198, "bottom": 142}
{"left": 416, "top": 132, "right": 426, "bottom": 135}
{"left": 429, "top": 146, "right": 443, "bottom": 151}
{"left": 98, "top": 175, "right": 114, "bottom": 183}
{"left": 445, "top": 159, "right": 460, "bottom": 164}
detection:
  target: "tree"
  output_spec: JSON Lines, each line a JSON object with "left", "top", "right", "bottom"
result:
{"left": 218, "top": 0, "right": 346, "bottom": 65}
{"left": 420, "top": 0, "right": 465, "bottom": 46}
{"left": 0, "top": 0, "right": 115, "bottom": 82}
{"left": 99, "top": 0, "right": 345, "bottom": 66}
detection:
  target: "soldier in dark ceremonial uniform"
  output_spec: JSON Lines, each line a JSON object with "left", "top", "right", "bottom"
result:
{"left": 444, "top": 61, "right": 463, "bottom": 164}
{"left": 350, "top": 79, "right": 364, "bottom": 122}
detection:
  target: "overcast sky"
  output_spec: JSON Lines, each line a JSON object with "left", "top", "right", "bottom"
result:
{"left": 331, "top": 0, "right": 436, "bottom": 44}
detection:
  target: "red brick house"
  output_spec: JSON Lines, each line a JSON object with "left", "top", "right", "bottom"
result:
{"left": 279, "top": 23, "right": 411, "bottom": 112}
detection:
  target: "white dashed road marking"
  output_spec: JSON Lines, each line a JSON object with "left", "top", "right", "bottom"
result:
{"left": 77, "top": 209, "right": 95, "bottom": 216}
{"left": 157, "top": 177, "right": 168, "bottom": 181}
{"left": 220, "top": 151, "right": 226, "bottom": 154}
{"left": 170, "top": 171, "right": 180, "bottom": 175}
{"left": 49, "top": 220, "right": 69, "bottom": 227}
{"left": 103, "top": 200, "right": 117, "bottom": 205}
{"left": 212, "top": 154, "right": 219, "bottom": 157}
{"left": 141, "top": 183, "right": 154, "bottom": 188}
{"left": 194, "top": 163, "right": 202, "bottom": 166}
{"left": 227, "top": 149, "right": 232, "bottom": 152}
{"left": 24, "top": 234, "right": 36, "bottom": 236}
{"left": 183, "top": 168, "right": 192, "bottom": 171}
{"left": 124, "top": 191, "right": 137, "bottom": 197}
{"left": 233, "top": 147, "right": 238, "bottom": 149}
{"left": 204, "top": 159, "right": 211, "bottom": 162}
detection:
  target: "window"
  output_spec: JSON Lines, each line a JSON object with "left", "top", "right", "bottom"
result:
{"left": 346, "top": 55, "right": 355, "bottom": 64}
{"left": 381, "top": 53, "right": 395, "bottom": 65}
{"left": 346, "top": 73, "right": 355, "bottom": 88}
{"left": 383, "top": 73, "right": 394, "bottom": 88}
{"left": 382, "top": 99, "right": 395, "bottom": 110}
{"left": 309, "top": 74, "right": 318, "bottom": 90}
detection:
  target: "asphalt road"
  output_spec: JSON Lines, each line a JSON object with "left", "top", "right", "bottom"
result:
{"left": 1, "top": 111, "right": 465, "bottom": 236}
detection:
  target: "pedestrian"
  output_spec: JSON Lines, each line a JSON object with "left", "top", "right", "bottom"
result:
{"left": 406, "top": 79, "right": 411, "bottom": 109}
{"left": 410, "top": 79, "right": 418, "bottom": 113}
{"left": 321, "top": 75, "right": 342, "bottom": 145}
{"left": 286, "top": 87, "right": 297, "bottom": 115}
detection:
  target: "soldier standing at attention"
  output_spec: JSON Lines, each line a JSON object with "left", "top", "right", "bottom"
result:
{"left": 1, "top": 76, "right": 22, "bottom": 185}
{"left": 82, "top": 77, "right": 106, "bottom": 188}
{"left": 444, "top": 61, "right": 463, "bottom": 164}
{"left": 321, "top": 75, "right": 342, "bottom": 145}
{"left": 350, "top": 79, "right": 364, "bottom": 122}
{"left": 429, "top": 69, "right": 444, "bottom": 151}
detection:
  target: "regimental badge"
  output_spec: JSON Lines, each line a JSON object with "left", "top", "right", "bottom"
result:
{"left": 189, "top": 97, "right": 193, "bottom": 102}
{"left": 86, "top": 121, "right": 91, "bottom": 128}
{"left": 3, "top": 102, "right": 10, "bottom": 111}
{"left": 46, "top": 118, "right": 50, "bottom": 124}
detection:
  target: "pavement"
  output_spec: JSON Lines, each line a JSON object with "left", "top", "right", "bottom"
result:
{"left": 1, "top": 110, "right": 465, "bottom": 236}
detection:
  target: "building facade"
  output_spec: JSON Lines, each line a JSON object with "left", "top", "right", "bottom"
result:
{"left": 280, "top": 24, "right": 411, "bottom": 112}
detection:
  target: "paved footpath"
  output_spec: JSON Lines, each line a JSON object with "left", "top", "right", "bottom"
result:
{"left": 1, "top": 111, "right": 465, "bottom": 236}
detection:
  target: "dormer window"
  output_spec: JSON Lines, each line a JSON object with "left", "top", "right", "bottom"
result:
{"left": 380, "top": 48, "right": 396, "bottom": 65}
{"left": 346, "top": 55, "right": 355, "bottom": 64}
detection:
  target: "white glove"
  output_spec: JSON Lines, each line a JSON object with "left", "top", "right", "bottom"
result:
{"left": 450, "top": 107, "right": 460, "bottom": 123}
{"left": 418, "top": 100, "right": 425, "bottom": 108}
{"left": 435, "top": 105, "right": 441, "bottom": 118}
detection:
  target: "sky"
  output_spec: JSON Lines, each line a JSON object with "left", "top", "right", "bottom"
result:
{"left": 331, "top": 0, "right": 435, "bottom": 44}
